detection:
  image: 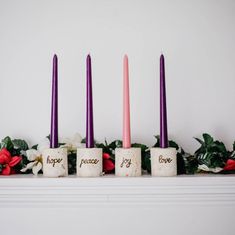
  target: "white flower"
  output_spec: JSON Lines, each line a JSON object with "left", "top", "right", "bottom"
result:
{"left": 21, "top": 138, "right": 49, "bottom": 175}
{"left": 60, "top": 133, "right": 85, "bottom": 152}
{"left": 37, "top": 137, "right": 50, "bottom": 152}
{"left": 21, "top": 149, "right": 43, "bottom": 175}
{"left": 198, "top": 164, "right": 223, "bottom": 173}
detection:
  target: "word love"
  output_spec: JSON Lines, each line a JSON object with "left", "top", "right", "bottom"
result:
{"left": 120, "top": 158, "right": 132, "bottom": 168}
{"left": 159, "top": 155, "right": 173, "bottom": 164}
{"left": 47, "top": 156, "right": 63, "bottom": 167}
{"left": 79, "top": 158, "right": 99, "bottom": 168}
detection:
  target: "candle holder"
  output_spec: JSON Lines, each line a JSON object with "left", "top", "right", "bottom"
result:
{"left": 42, "top": 148, "right": 68, "bottom": 177}
{"left": 77, "top": 148, "right": 103, "bottom": 177}
{"left": 115, "top": 148, "right": 141, "bottom": 177}
{"left": 150, "top": 147, "right": 177, "bottom": 176}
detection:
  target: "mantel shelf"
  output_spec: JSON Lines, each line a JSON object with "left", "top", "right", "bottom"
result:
{"left": 1, "top": 174, "right": 235, "bottom": 208}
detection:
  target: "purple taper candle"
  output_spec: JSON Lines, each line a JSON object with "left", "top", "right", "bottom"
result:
{"left": 86, "top": 54, "right": 94, "bottom": 148}
{"left": 50, "top": 54, "right": 59, "bottom": 148}
{"left": 160, "top": 54, "right": 168, "bottom": 148}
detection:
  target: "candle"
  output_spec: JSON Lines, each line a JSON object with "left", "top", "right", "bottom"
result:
{"left": 86, "top": 54, "right": 94, "bottom": 148}
{"left": 160, "top": 54, "right": 168, "bottom": 148}
{"left": 123, "top": 55, "right": 131, "bottom": 148}
{"left": 50, "top": 54, "right": 59, "bottom": 148}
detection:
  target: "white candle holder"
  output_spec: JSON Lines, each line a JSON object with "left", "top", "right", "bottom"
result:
{"left": 150, "top": 147, "right": 177, "bottom": 176}
{"left": 42, "top": 148, "right": 68, "bottom": 177}
{"left": 115, "top": 148, "right": 141, "bottom": 177}
{"left": 77, "top": 148, "right": 103, "bottom": 177}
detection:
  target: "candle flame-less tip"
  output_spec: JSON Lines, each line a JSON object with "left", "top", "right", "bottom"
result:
{"left": 124, "top": 54, "right": 128, "bottom": 60}
{"left": 160, "top": 54, "right": 164, "bottom": 59}
{"left": 53, "top": 54, "right": 58, "bottom": 59}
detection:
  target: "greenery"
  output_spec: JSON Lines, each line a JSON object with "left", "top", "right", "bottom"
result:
{"left": 194, "top": 133, "right": 227, "bottom": 170}
{"left": 1, "top": 133, "right": 235, "bottom": 175}
{"left": 0, "top": 136, "right": 29, "bottom": 173}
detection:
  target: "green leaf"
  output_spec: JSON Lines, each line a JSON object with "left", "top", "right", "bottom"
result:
{"left": 182, "top": 153, "right": 198, "bottom": 174}
{"left": 12, "top": 139, "right": 29, "bottom": 151}
{"left": 169, "top": 140, "right": 179, "bottom": 150}
{"left": 194, "top": 137, "right": 204, "bottom": 145}
{"left": 203, "top": 133, "right": 214, "bottom": 145}
{"left": 0, "top": 164, "right": 2, "bottom": 173}
{"left": 31, "top": 144, "right": 38, "bottom": 150}
{"left": 233, "top": 141, "right": 235, "bottom": 151}
{"left": 153, "top": 135, "right": 160, "bottom": 147}
{"left": 142, "top": 150, "right": 151, "bottom": 173}
{"left": 104, "top": 139, "right": 108, "bottom": 146}
{"left": 115, "top": 140, "right": 122, "bottom": 148}
{"left": 1, "top": 136, "right": 13, "bottom": 150}
{"left": 229, "top": 151, "right": 235, "bottom": 160}
{"left": 68, "top": 152, "right": 77, "bottom": 174}
{"left": 213, "top": 141, "right": 227, "bottom": 154}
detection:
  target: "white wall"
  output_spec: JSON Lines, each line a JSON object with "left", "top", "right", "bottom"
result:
{"left": 0, "top": 0, "right": 235, "bottom": 153}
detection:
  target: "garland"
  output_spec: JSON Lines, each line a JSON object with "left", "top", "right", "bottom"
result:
{"left": 0, "top": 133, "right": 235, "bottom": 175}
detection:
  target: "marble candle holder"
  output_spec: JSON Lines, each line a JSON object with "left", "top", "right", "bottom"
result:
{"left": 115, "top": 147, "right": 141, "bottom": 177}
{"left": 77, "top": 148, "right": 103, "bottom": 177}
{"left": 42, "top": 148, "right": 68, "bottom": 177}
{"left": 150, "top": 147, "right": 177, "bottom": 176}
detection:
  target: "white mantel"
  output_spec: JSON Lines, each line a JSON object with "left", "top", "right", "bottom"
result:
{"left": 1, "top": 175, "right": 235, "bottom": 235}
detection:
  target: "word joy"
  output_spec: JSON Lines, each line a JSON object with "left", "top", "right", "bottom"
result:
{"left": 159, "top": 155, "right": 173, "bottom": 164}
{"left": 120, "top": 158, "right": 132, "bottom": 168}
{"left": 47, "top": 156, "right": 63, "bottom": 167}
{"left": 79, "top": 158, "right": 99, "bottom": 168}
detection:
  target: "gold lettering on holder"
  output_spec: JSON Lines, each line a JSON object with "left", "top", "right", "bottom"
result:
{"left": 120, "top": 158, "right": 132, "bottom": 168}
{"left": 79, "top": 159, "right": 99, "bottom": 168}
{"left": 159, "top": 155, "right": 172, "bottom": 164}
{"left": 47, "top": 156, "right": 63, "bottom": 167}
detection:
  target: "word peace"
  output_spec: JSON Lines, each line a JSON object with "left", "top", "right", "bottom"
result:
{"left": 79, "top": 158, "right": 99, "bottom": 168}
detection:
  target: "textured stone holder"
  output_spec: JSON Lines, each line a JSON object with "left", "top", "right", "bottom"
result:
{"left": 115, "top": 148, "right": 141, "bottom": 177}
{"left": 150, "top": 147, "right": 177, "bottom": 176}
{"left": 77, "top": 148, "right": 103, "bottom": 177}
{"left": 42, "top": 148, "right": 68, "bottom": 177}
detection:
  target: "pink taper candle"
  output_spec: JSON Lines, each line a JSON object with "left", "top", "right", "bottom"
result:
{"left": 123, "top": 55, "right": 131, "bottom": 148}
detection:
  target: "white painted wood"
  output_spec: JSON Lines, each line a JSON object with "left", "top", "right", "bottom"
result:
{"left": 0, "top": 174, "right": 235, "bottom": 235}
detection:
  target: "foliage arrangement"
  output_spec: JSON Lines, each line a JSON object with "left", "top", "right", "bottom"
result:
{"left": 0, "top": 133, "right": 235, "bottom": 176}
{"left": 0, "top": 137, "right": 28, "bottom": 175}
{"left": 193, "top": 133, "right": 235, "bottom": 174}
